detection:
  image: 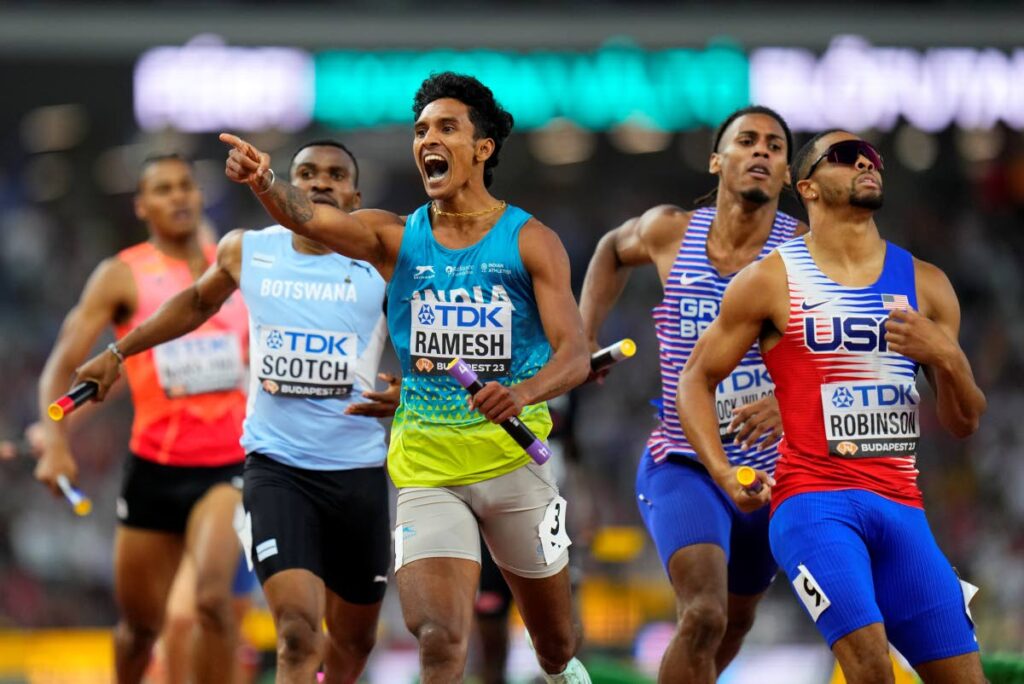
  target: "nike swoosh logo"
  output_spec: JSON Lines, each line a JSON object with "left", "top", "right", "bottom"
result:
{"left": 678, "top": 273, "right": 715, "bottom": 287}
{"left": 801, "top": 296, "right": 842, "bottom": 311}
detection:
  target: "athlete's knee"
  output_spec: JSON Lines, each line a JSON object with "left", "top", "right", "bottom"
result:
{"left": 194, "top": 582, "right": 234, "bottom": 634}
{"left": 839, "top": 653, "right": 895, "bottom": 684}
{"left": 163, "top": 609, "right": 196, "bottom": 641}
{"left": 275, "top": 608, "right": 323, "bottom": 666}
{"left": 677, "top": 598, "right": 728, "bottom": 653}
{"left": 414, "top": 620, "right": 466, "bottom": 666}
{"left": 330, "top": 628, "right": 376, "bottom": 663}
{"left": 116, "top": 618, "right": 161, "bottom": 652}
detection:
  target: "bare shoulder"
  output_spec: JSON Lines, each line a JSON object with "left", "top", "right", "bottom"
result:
{"left": 723, "top": 251, "right": 788, "bottom": 319}
{"left": 912, "top": 256, "right": 958, "bottom": 318}
{"left": 218, "top": 228, "right": 246, "bottom": 257}
{"left": 519, "top": 217, "right": 570, "bottom": 272}
{"left": 81, "top": 254, "right": 137, "bottom": 320}
{"left": 636, "top": 203, "right": 691, "bottom": 248}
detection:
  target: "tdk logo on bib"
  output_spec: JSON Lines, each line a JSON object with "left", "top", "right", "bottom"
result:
{"left": 831, "top": 387, "right": 855, "bottom": 408}
{"left": 257, "top": 325, "right": 359, "bottom": 399}
{"left": 267, "top": 329, "right": 351, "bottom": 356}
{"left": 804, "top": 316, "right": 889, "bottom": 353}
{"left": 419, "top": 304, "right": 503, "bottom": 328}
{"left": 830, "top": 384, "right": 918, "bottom": 408}
{"left": 410, "top": 288, "right": 513, "bottom": 379}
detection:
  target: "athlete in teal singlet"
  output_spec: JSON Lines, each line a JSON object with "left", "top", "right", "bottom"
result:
{"left": 220, "top": 73, "right": 592, "bottom": 684}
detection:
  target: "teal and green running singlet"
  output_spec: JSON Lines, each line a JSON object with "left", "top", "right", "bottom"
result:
{"left": 386, "top": 203, "right": 552, "bottom": 487}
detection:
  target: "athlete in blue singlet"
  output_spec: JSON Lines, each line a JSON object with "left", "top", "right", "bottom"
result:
{"left": 675, "top": 130, "right": 986, "bottom": 684}
{"left": 219, "top": 72, "right": 592, "bottom": 684}
{"left": 580, "top": 107, "right": 804, "bottom": 683}
{"left": 75, "top": 141, "right": 400, "bottom": 684}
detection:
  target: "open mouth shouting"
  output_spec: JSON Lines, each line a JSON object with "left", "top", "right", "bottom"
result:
{"left": 422, "top": 152, "right": 450, "bottom": 185}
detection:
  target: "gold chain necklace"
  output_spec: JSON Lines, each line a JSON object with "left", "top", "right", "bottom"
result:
{"left": 431, "top": 200, "right": 506, "bottom": 218}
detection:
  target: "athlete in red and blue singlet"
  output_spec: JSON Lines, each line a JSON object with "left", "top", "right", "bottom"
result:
{"left": 676, "top": 130, "right": 987, "bottom": 684}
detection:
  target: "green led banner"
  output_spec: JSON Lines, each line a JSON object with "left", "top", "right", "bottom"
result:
{"left": 313, "top": 42, "right": 749, "bottom": 131}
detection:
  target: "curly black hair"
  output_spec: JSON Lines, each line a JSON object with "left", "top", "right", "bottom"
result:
{"left": 412, "top": 72, "right": 514, "bottom": 188}
{"left": 791, "top": 129, "right": 845, "bottom": 206}
{"left": 694, "top": 105, "right": 794, "bottom": 208}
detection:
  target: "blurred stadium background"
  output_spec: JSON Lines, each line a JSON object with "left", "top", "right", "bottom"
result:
{"left": 1, "top": 1, "right": 1023, "bottom": 682}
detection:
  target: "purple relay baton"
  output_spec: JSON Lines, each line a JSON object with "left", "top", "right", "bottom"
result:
{"left": 446, "top": 357, "right": 552, "bottom": 465}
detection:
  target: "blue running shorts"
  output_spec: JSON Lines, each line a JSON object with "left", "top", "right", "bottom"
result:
{"left": 769, "top": 489, "right": 978, "bottom": 665}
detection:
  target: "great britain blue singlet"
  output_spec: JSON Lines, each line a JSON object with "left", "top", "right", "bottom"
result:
{"left": 647, "top": 206, "right": 799, "bottom": 472}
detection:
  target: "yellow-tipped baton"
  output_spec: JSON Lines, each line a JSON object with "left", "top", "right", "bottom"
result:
{"left": 590, "top": 338, "right": 637, "bottom": 372}
{"left": 48, "top": 382, "right": 98, "bottom": 421}
{"left": 56, "top": 474, "right": 92, "bottom": 516}
{"left": 736, "top": 466, "right": 763, "bottom": 494}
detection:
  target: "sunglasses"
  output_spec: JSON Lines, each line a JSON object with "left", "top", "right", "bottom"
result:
{"left": 803, "top": 140, "right": 884, "bottom": 180}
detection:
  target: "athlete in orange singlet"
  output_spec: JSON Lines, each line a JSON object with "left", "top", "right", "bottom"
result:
{"left": 36, "top": 154, "right": 250, "bottom": 684}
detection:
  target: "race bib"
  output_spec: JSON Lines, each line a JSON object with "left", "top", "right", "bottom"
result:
{"left": 821, "top": 380, "right": 919, "bottom": 458}
{"left": 153, "top": 332, "right": 244, "bottom": 398}
{"left": 714, "top": 364, "right": 775, "bottom": 442}
{"left": 538, "top": 496, "right": 572, "bottom": 566}
{"left": 256, "top": 325, "right": 359, "bottom": 399}
{"left": 410, "top": 299, "right": 512, "bottom": 379}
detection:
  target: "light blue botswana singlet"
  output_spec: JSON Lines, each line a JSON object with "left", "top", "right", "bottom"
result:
{"left": 239, "top": 227, "right": 388, "bottom": 470}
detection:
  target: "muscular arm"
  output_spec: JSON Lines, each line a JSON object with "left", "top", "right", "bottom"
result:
{"left": 888, "top": 261, "right": 986, "bottom": 438}
{"left": 515, "top": 221, "right": 590, "bottom": 404}
{"left": 73, "top": 231, "right": 245, "bottom": 399}
{"left": 578, "top": 206, "right": 686, "bottom": 348}
{"left": 219, "top": 133, "right": 402, "bottom": 276}
{"left": 36, "top": 257, "right": 135, "bottom": 487}
{"left": 676, "top": 256, "right": 785, "bottom": 509}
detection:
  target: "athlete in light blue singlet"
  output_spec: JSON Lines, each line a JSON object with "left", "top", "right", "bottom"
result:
{"left": 580, "top": 107, "right": 805, "bottom": 683}
{"left": 75, "top": 142, "right": 399, "bottom": 684}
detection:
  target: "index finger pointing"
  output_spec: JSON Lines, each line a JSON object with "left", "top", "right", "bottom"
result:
{"left": 219, "top": 133, "right": 244, "bottom": 149}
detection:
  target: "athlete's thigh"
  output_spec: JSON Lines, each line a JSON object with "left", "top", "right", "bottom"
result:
{"left": 242, "top": 453, "right": 325, "bottom": 586}
{"left": 394, "top": 485, "right": 481, "bottom": 569}
{"left": 186, "top": 482, "right": 241, "bottom": 592}
{"left": 727, "top": 503, "right": 777, "bottom": 596}
{"left": 322, "top": 467, "right": 391, "bottom": 605}
{"left": 865, "top": 496, "right": 979, "bottom": 667}
{"left": 769, "top": 491, "right": 883, "bottom": 648}
{"left": 165, "top": 555, "right": 197, "bottom": 622}
{"left": 635, "top": 451, "right": 732, "bottom": 573}
{"left": 477, "top": 461, "right": 567, "bottom": 579}
{"left": 114, "top": 526, "right": 184, "bottom": 628}
{"left": 396, "top": 556, "right": 479, "bottom": 639}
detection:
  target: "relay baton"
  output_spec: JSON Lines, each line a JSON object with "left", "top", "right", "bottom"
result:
{"left": 446, "top": 357, "right": 552, "bottom": 465}
{"left": 56, "top": 474, "right": 92, "bottom": 516}
{"left": 48, "top": 381, "right": 98, "bottom": 421}
{"left": 736, "top": 466, "right": 763, "bottom": 494}
{"left": 590, "top": 338, "right": 637, "bottom": 372}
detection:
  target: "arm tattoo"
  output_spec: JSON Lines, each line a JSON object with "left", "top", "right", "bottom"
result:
{"left": 268, "top": 179, "right": 314, "bottom": 224}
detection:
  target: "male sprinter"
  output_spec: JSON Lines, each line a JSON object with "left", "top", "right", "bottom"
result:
{"left": 580, "top": 106, "right": 803, "bottom": 683}
{"left": 676, "top": 130, "right": 986, "bottom": 684}
{"left": 36, "top": 155, "right": 249, "bottom": 684}
{"left": 220, "top": 72, "right": 591, "bottom": 683}
{"left": 76, "top": 141, "right": 399, "bottom": 684}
